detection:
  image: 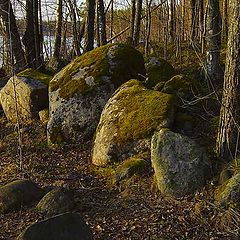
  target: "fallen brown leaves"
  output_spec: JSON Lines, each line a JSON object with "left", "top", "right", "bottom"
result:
{"left": 0, "top": 116, "right": 239, "bottom": 240}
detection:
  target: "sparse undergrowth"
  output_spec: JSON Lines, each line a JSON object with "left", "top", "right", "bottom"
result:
{"left": 0, "top": 115, "right": 239, "bottom": 239}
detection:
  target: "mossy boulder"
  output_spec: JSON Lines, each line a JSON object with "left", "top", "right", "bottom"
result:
{"left": 215, "top": 173, "right": 240, "bottom": 209}
{"left": 0, "top": 69, "right": 51, "bottom": 122}
{"left": 47, "top": 44, "right": 145, "bottom": 144}
{"left": 17, "top": 212, "right": 93, "bottom": 240}
{"left": 151, "top": 129, "right": 209, "bottom": 197}
{"left": 39, "top": 108, "right": 49, "bottom": 124}
{"left": 145, "top": 57, "right": 175, "bottom": 88}
{"left": 161, "top": 74, "right": 196, "bottom": 100}
{"left": 115, "top": 156, "right": 148, "bottom": 182}
{"left": 92, "top": 79, "right": 175, "bottom": 166}
{"left": 36, "top": 188, "right": 74, "bottom": 217}
{"left": 0, "top": 179, "right": 44, "bottom": 213}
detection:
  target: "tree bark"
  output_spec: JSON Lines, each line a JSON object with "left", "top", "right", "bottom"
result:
{"left": 97, "top": 0, "right": 107, "bottom": 45}
{"left": 205, "top": 0, "right": 222, "bottom": 83}
{"left": 133, "top": 0, "right": 143, "bottom": 46}
{"left": 84, "top": 0, "right": 96, "bottom": 52}
{"left": 0, "top": 0, "right": 26, "bottom": 71}
{"left": 53, "top": 0, "right": 63, "bottom": 59}
{"left": 23, "top": 0, "right": 43, "bottom": 69}
{"left": 216, "top": 0, "right": 240, "bottom": 161}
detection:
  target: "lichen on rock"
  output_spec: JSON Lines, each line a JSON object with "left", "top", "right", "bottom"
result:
{"left": 92, "top": 79, "right": 175, "bottom": 166}
{"left": 145, "top": 57, "right": 175, "bottom": 88}
{"left": 151, "top": 128, "right": 209, "bottom": 197}
{"left": 215, "top": 173, "right": 240, "bottom": 209}
{"left": 47, "top": 44, "right": 146, "bottom": 145}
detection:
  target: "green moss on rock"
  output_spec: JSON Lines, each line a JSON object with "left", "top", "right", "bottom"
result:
{"left": 49, "top": 44, "right": 145, "bottom": 100}
{"left": 113, "top": 80, "right": 175, "bottom": 143}
{"left": 17, "top": 68, "right": 52, "bottom": 86}
{"left": 215, "top": 173, "right": 240, "bottom": 209}
{"left": 0, "top": 179, "right": 44, "bottom": 213}
{"left": 145, "top": 57, "right": 175, "bottom": 88}
{"left": 161, "top": 74, "right": 196, "bottom": 98}
{"left": 115, "top": 156, "right": 148, "bottom": 182}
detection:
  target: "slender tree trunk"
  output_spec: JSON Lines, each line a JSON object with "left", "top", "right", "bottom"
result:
{"left": 222, "top": 0, "right": 228, "bottom": 42}
{"left": 145, "top": 0, "right": 152, "bottom": 56}
{"left": 205, "top": 0, "right": 222, "bottom": 83}
{"left": 133, "top": 0, "right": 143, "bottom": 46}
{"left": 84, "top": 0, "right": 96, "bottom": 52}
{"left": 23, "top": 0, "right": 43, "bottom": 69}
{"left": 168, "top": 0, "right": 176, "bottom": 42}
{"left": 97, "top": 0, "right": 107, "bottom": 45}
{"left": 130, "top": 0, "right": 136, "bottom": 41}
{"left": 53, "top": 0, "right": 63, "bottom": 59}
{"left": 216, "top": 0, "right": 240, "bottom": 161}
{"left": 0, "top": 0, "right": 26, "bottom": 71}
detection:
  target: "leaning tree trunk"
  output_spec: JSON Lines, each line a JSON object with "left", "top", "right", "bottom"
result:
{"left": 0, "top": 0, "right": 26, "bottom": 71}
{"left": 84, "top": 0, "right": 96, "bottom": 52}
{"left": 53, "top": 0, "right": 63, "bottom": 59}
{"left": 205, "top": 0, "right": 222, "bottom": 84}
{"left": 216, "top": 0, "right": 240, "bottom": 161}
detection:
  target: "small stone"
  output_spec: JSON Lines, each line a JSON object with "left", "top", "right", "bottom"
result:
{"left": 17, "top": 212, "right": 93, "bottom": 240}
{"left": 0, "top": 179, "right": 44, "bottom": 213}
{"left": 36, "top": 187, "right": 74, "bottom": 217}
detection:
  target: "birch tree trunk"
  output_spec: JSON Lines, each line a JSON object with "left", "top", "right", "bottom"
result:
{"left": 205, "top": 0, "right": 222, "bottom": 83}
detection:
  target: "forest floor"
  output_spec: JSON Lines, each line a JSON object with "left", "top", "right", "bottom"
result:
{"left": 0, "top": 115, "right": 239, "bottom": 240}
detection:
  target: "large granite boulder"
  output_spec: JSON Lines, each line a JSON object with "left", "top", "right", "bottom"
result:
{"left": 145, "top": 57, "right": 175, "bottom": 88}
{"left": 17, "top": 212, "right": 93, "bottom": 240}
{"left": 92, "top": 80, "right": 175, "bottom": 166}
{"left": 151, "top": 129, "right": 209, "bottom": 197}
{"left": 0, "top": 68, "right": 51, "bottom": 122}
{"left": 0, "top": 179, "right": 44, "bottom": 213}
{"left": 47, "top": 44, "right": 145, "bottom": 144}
{"left": 36, "top": 188, "right": 74, "bottom": 217}
{"left": 215, "top": 173, "right": 240, "bottom": 208}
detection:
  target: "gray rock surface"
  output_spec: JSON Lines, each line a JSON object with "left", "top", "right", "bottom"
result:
{"left": 151, "top": 129, "right": 209, "bottom": 197}
{"left": 0, "top": 75, "right": 48, "bottom": 122}
{"left": 47, "top": 44, "right": 145, "bottom": 144}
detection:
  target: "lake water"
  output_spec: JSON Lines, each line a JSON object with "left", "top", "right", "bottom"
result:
{"left": 0, "top": 35, "right": 73, "bottom": 67}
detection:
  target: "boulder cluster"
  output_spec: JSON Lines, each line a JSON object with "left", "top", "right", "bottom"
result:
{"left": 1, "top": 43, "right": 239, "bottom": 238}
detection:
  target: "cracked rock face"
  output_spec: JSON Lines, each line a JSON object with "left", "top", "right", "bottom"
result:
{"left": 47, "top": 44, "right": 145, "bottom": 145}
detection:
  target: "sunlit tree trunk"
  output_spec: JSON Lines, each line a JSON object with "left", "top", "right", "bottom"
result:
{"left": 216, "top": 0, "right": 240, "bottom": 161}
